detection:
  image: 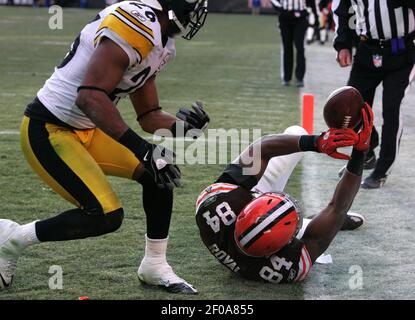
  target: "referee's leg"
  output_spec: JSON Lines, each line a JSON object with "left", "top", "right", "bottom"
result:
{"left": 347, "top": 61, "right": 383, "bottom": 160}
{"left": 279, "top": 15, "right": 295, "bottom": 83}
{"left": 293, "top": 15, "right": 308, "bottom": 83}
{"left": 374, "top": 63, "right": 415, "bottom": 177}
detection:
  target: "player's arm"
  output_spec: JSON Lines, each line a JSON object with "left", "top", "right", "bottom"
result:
{"left": 129, "top": 77, "right": 176, "bottom": 133}
{"left": 130, "top": 79, "right": 209, "bottom": 137}
{"left": 234, "top": 128, "right": 358, "bottom": 184}
{"left": 76, "top": 38, "right": 180, "bottom": 189}
{"left": 76, "top": 37, "right": 130, "bottom": 139}
{"left": 301, "top": 105, "right": 374, "bottom": 263}
{"left": 301, "top": 151, "right": 362, "bottom": 263}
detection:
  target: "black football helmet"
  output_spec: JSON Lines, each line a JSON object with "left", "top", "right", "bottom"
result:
{"left": 140, "top": 0, "right": 208, "bottom": 40}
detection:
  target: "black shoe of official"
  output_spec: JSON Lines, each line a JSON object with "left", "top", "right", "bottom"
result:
{"left": 363, "top": 153, "right": 377, "bottom": 170}
{"left": 361, "top": 173, "right": 387, "bottom": 189}
{"left": 282, "top": 80, "right": 291, "bottom": 86}
{"left": 296, "top": 80, "right": 304, "bottom": 88}
{"left": 340, "top": 212, "right": 365, "bottom": 231}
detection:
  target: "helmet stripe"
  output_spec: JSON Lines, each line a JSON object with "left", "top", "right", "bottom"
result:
{"left": 237, "top": 199, "right": 287, "bottom": 240}
{"left": 238, "top": 202, "right": 295, "bottom": 249}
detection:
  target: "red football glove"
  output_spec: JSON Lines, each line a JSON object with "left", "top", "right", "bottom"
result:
{"left": 354, "top": 103, "right": 374, "bottom": 151}
{"left": 316, "top": 128, "right": 359, "bottom": 160}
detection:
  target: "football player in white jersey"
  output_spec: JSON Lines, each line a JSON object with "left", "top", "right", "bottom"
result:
{"left": 0, "top": 0, "right": 209, "bottom": 294}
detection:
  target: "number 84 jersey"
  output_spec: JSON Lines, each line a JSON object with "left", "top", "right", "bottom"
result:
{"left": 195, "top": 183, "right": 313, "bottom": 284}
{"left": 37, "top": 1, "right": 176, "bottom": 129}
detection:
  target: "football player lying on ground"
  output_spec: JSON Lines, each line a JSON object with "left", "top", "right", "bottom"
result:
{"left": 0, "top": 0, "right": 209, "bottom": 294}
{"left": 196, "top": 105, "right": 373, "bottom": 283}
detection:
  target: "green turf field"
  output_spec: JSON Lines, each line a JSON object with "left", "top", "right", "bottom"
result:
{"left": 0, "top": 6, "right": 414, "bottom": 300}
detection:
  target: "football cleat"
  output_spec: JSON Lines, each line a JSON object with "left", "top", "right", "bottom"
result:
{"left": 0, "top": 219, "right": 24, "bottom": 290}
{"left": 137, "top": 259, "right": 197, "bottom": 294}
{"left": 361, "top": 173, "right": 387, "bottom": 189}
{"left": 307, "top": 212, "right": 364, "bottom": 231}
{"left": 340, "top": 212, "right": 365, "bottom": 231}
{"left": 363, "top": 153, "right": 377, "bottom": 170}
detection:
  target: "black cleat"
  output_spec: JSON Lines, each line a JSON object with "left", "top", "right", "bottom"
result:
{"left": 309, "top": 212, "right": 365, "bottom": 231}
{"left": 361, "top": 173, "right": 387, "bottom": 189}
{"left": 363, "top": 154, "right": 377, "bottom": 170}
{"left": 159, "top": 281, "right": 198, "bottom": 295}
{"left": 295, "top": 80, "right": 304, "bottom": 88}
{"left": 340, "top": 212, "right": 365, "bottom": 231}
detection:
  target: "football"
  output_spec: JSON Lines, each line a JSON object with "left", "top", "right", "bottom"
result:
{"left": 323, "top": 86, "right": 364, "bottom": 129}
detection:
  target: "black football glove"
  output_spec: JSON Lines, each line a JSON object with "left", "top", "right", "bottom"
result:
{"left": 176, "top": 101, "right": 210, "bottom": 133}
{"left": 141, "top": 144, "right": 181, "bottom": 190}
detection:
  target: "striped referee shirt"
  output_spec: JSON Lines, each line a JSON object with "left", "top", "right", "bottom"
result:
{"left": 333, "top": 0, "right": 415, "bottom": 51}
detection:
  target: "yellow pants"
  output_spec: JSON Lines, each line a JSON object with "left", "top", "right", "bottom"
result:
{"left": 20, "top": 116, "right": 140, "bottom": 214}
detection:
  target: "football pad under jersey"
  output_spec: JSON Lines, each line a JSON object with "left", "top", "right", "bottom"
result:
{"left": 37, "top": 1, "right": 176, "bottom": 129}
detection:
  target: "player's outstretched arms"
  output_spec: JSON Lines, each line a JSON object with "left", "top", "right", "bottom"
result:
{"left": 301, "top": 105, "right": 374, "bottom": 262}
{"left": 76, "top": 37, "right": 180, "bottom": 189}
{"left": 301, "top": 153, "right": 363, "bottom": 263}
{"left": 235, "top": 127, "right": 358, "bottom": 183}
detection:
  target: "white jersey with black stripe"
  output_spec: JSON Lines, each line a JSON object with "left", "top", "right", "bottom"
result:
{"left": 37, "top": 1, "right": 176, "bottom": 129}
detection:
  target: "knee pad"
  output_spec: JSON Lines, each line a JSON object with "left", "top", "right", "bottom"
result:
{"left": 284, "top": 125, "right": 308, "bottom": 136}
{"left": 80, "top": 207, "right": 124, "bottom": 236}
{"left": 105, "top": 208, "right": 124, "bottom": 233}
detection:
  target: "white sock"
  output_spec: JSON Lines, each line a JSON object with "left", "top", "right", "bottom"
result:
{"left": 17, "top": 221, "right": 40, "bottom": 248}
{"left": 143, "top": 234, "right": 168, "bottom": 264}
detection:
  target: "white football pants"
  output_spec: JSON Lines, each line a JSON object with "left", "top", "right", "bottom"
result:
{"left": 249, "top": 125, "right": 312, "bottom": 238}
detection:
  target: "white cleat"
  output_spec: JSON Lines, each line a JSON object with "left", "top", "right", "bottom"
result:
{"left": 0, "top": 219, "right": 24, "bottom": 290}
{"left": 138, "top": 259, "right": 197, "bottom": 295}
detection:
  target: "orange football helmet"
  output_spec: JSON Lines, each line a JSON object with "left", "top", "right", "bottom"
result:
{"left": 234, "top": 192, "right": 303, "bottom": 257}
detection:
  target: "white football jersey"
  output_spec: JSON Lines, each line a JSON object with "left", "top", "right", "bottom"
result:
{"left": 37, "top": 1, "right": 176, "bottom": 129}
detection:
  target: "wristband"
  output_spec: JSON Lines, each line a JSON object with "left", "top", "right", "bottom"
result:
{"left": 299, "top": 135, "right": 319, "bottom": 152}
{"left": 136, "top": 107, "right": 162, "bottom": 122}
{"left": 118, "top": 128, "right": 149, "bottom": 160}
{"left": 346, "top": 149, "right": 365, "bottom": 176}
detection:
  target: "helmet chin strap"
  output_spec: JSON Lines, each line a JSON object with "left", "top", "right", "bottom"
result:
{"left": 168, "top": 10, "right": 186, "bottom": 33}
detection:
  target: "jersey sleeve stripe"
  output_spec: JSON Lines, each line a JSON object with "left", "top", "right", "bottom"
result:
{"left": 97, "top": 14, "right": 154, "bottom": 60}
{"left": 295, "top": 257, "right": 304, "bottom": 281}
{"left": 111, "top": 12, "right": 155, "bottom": 46}
{"left": 116, "top": 7, "right": 154, "bottom": 39}
{"left": 196, "top": 184, "right": 237, "bottom": 206}
{"left": 195, "top": 184, "right": 238, "bottom": 212}
{"left": 298, "top": 247, "right": 312, "bottom": 281}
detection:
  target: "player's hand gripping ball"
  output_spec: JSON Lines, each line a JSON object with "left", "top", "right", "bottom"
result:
{"left": 354, "top": 103, "right": 374, "bottom": 151}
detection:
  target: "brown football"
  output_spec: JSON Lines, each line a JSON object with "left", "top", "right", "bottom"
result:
{"left": 323, "top": 86, "right": 364, "bottom": 129}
